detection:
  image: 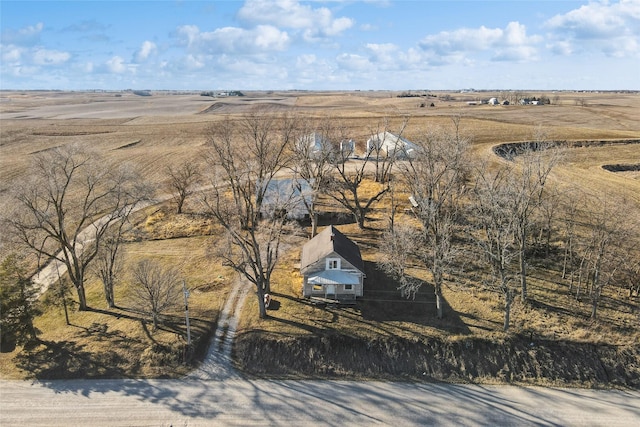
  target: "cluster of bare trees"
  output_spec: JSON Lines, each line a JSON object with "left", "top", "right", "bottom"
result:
{"left": 5, "top": 146, "right": 150, "bottom": 311}
{"left": 559, "top": 191, "right": 639, "bottom": 319}
{"left": 379, "top": 117, "right": 470, "bottom": 319}
{"left": 379, "top": 126, "right": 638, "bottom": 331}
{"left": 2, "top": 108, "right": 637, "bottom": 336}
{"left": 200, "top": 110, "right": 422, "bottom": 318}
{"left": 201, "top": 110, "right": 299, "bottom": 319}
{"left": 2, "top": 144, "right": 187, "bottom": 334}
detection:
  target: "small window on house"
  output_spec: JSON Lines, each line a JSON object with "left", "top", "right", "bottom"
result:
{"left": 326, "top": 258, "right": 340, "bottom": 270}
{"left": 313, "top": 284, "right": 323, "bottom": 292}
{"left": 344, "top": 284, "right": 353, "bottom": 291}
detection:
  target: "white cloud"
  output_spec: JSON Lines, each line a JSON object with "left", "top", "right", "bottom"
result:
{"left": 420, "top": 26, "right": 503, "bottom": 53}
{"left": 545, "top": 0, "right": 640, "bottom": 57}
{"left": 1, "top": 45, "right": 24, "bottom": 63}
{"left": 185, "top": 54, "right": 205, "bottom": 70}
{"left": 106, "top": 56, "right": 127, "bottom": 73}
{"left": 237, "top": 0, "right": 353, "bottom": 41}
{"left": 365, "top": 43, "right": 401, "bottom": 69}
{"left": 335, "top": 53, "right": 371, "bottom": 71}
{"left": 134, "top": 41, "right": 157, "bottom": 63}
{"left": 32, "top": 48, "right": 71, "bottom": 65}
{"left": 492, "top": 46, "right": 539, "bottom": 62}
{"left": 296, "top": 53, "right": 317, "bottom": 68}
{"left": 1, "top": 23, "right": 43, "bottom": 46}
{"left": 419, "top": 21, "right": 540, "bottom": 63}
{"left": 177, "top": 24, "right": 289, "bottom": 54}
{"left": 254, "top": 25, "right": 290, "bottom": 49}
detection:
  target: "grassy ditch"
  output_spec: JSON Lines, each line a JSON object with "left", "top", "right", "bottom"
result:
{"left": 235, "top": 332, "right": 640, "bottom": 388}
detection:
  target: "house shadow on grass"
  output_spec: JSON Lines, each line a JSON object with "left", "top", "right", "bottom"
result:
{"left": 359, "top": 261, "right": 471, "bottom": 335}
{"left": 296, "top": 211, "right": 356, "bottom": 229}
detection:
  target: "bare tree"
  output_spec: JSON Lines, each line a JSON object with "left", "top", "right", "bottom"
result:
{"left": 6, "top": 145, "right": 148, "bottom": 311}
{"left": 94, "top": 167, "right": 150, "bottom": 309}
{"left": 470, "top": 163, "right": 520, "bottom": 331}
{"left": 327, "top": 146, "right": 389, "bottom": 230}
{"left": 290, "top": 116, "right": 348, "bottom": 237}
{"left": 574, "top": 196, "right": 636, "bottom": 319}
{"left": 202, "top": 109, "right": 298, "bottom": 318}
{"left": 502, "top": 138, "right": 561, "bottom": 302}
{"left": 93, "top": 226, "right": 126, "bottom": 309}
{"left": 378, "top": 223, "right": 422, "bottom": 297}
{"left": 620, "top": 258, "right": 640, "bottom": 299}
{"left": 130, "top": 259, "right": 181, "bottom": 332}
{"left": 166, "top": 161, "right": 202, "bottom": 214}
{"left": 366, "top": 116, "right": 409, "bottom": 183}
{"left": 559, "top": 187, "right": 584, "bottom": 293}
{"left": 380, "top": 121, "right": 470, "bottom": 318}
{"left": 535, "top": 185, "right": 561, "bottom": 257}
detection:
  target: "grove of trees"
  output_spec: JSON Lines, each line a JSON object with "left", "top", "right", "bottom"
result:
{"left": 1, "top": 108, "right": 637, "bottom": 342}
{"left": 5, "top": 145, "right": 150, "bottom": 311}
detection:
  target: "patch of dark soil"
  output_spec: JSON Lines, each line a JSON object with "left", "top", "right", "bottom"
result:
{"left": 199, "top": 101, "right": 295, "bottom": 114}
{"left": 29, "top": 145, "right": 64, "bottom": 155}
{"left": 493, "top": 139, "right": 640, "bottom": 160}
{"left": 199, "top": 102, "right": 229, "bottom": 114}
{"left": 114, "top": 139, "right": 142, "bottom": 150}
{"left": 234, "top": 332, "right": 640, "bottom": 388}
{"left": 602, "top": 164, "right": 640, "bottom": 172}
{"left": 31, "top": 130, "right": 112, "bottom": 137}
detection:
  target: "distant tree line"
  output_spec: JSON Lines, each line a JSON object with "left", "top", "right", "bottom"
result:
{"left": 200, "top": 91, "right": 245, "bottom": 97}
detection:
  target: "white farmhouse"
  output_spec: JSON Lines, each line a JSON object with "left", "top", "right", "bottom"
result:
{"left": 300, "top": 225, "right": 365, "bottom": 303}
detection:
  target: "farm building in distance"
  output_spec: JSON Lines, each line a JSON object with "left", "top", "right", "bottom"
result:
{"left": 366, "top": 131, "right": 418, "bottom": 159}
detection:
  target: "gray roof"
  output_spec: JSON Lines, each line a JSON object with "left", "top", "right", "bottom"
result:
{"left": 300, "top": 225, "right": 364, "bottom": 273}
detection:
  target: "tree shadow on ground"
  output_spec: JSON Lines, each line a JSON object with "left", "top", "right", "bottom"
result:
{"left": 296, "top": 211, "right": 356, "bottom": 229}
{"left": 14, "top": 339, "right": 130, "bottom": 379}
{"left": 359, "top": 261, "right": 471, "bottom": 335}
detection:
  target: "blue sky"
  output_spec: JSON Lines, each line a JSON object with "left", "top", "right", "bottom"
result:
{"left": 1, "top": 0, "right": 639, "bottom": 90}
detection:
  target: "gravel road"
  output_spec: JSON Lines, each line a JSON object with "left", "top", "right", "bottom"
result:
{"left": 2, "top": 378, "right": 639, "bottom": 426}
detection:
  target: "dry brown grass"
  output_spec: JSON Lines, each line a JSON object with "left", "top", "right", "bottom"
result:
{"left": 1, "top": 90, "right": 639, "bottom": 380}
{"left": 0, "top": 207, "right": 232, "bottom": 380}
{"left": 238, "top": 201, "right": 639, "bottom": 346}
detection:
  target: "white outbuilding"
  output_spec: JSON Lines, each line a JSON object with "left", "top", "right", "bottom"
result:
{"left": 366, "top": 132, "right": 418, "bottom": 159}
{"left": 297, "top": 133, "right": 331, "bottom": 159}
{"left": 298, "top": 133, "right": 355, "bottom": 160}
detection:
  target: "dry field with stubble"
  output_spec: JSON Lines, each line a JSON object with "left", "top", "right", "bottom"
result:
{"left": 1, "top": 89, "right": 639, "bottom": 384}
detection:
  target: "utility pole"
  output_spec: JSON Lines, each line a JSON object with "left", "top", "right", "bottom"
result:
{"left": 183, "top": 280, "right": 191, "bottom": 347}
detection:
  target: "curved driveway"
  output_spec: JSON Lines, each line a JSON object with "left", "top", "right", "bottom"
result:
{"left": 1, "top": 378, "right": 639, "bottom": 426}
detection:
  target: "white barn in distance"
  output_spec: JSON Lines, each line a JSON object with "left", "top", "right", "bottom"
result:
{"left": 366, "top": 131, "right": 418, "bottom": 158}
